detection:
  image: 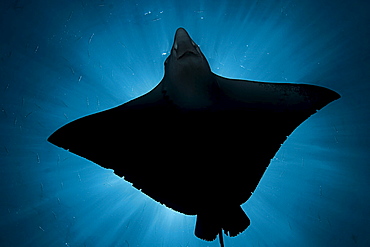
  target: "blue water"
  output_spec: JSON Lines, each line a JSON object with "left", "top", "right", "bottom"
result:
{"left": 1, "top": 0, "right": 369, "bottom": 246}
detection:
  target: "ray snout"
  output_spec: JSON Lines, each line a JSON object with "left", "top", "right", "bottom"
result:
{"left": 173, "top": 28, "right": 200, "bottom": 59}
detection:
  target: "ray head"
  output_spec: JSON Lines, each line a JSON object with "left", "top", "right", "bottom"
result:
{"left": 164, "top": 28, "right": 212, "bottom": 80}
{"left": 162, "top": 28, "right": 215, "bottom": 109}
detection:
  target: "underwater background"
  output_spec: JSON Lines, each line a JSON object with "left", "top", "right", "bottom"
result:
{"left": 1, "top": 0, "right": 369, "bottom": 246}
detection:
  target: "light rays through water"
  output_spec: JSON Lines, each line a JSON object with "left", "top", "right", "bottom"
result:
{"left": 1, "top": 0, "right": 369, "bottom": 246}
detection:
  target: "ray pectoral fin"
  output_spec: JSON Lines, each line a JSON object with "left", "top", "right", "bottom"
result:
{"left": 47, "top": 80, "right": 167, "bottom": 166}
{"left": 215, "top": 74, "right": 340, "bottom": 112}
{"left": 47, "top": 104, "right": 137, "bottom": 167}
{"left": 47, "top": 112, "right": 111, "bottom": 165}
{"left": 214, "top": 74, "right": 340, "bottom": 170}
{"left": 305, "top": 83, "right": 341, "bottom": 110}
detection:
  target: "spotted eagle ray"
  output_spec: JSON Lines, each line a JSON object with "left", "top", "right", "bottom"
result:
{"left": 48, "top": 28, "right": 340, "bottom": 246}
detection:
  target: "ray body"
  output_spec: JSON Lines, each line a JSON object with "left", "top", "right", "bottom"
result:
{"left": 48, "top": 28, "right": 340, "bottom": 243}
